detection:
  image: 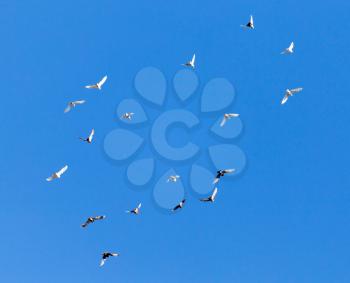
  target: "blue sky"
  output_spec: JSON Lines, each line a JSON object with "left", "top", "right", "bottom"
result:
{"left": 1, "top": 0, "right": 350, "bottom": 282}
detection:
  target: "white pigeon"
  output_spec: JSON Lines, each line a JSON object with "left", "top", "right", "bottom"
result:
{"left": 167, "top": 175, "right": 180, "bottom": 183}
{"left": 46, "top": 165, "right": 68, "bottom": 181}
{"left": 121, "top": 112, "right": 135, "bottom": 120}
{"left": 281, "top": 42, "right": 294, "bottom": 54}
{"left": 182, "top": 54, "right": 195, "bottom": 69}
{"left": 213, "top": 169, "right": 235, "bottom": 184}
{"left": 126, "top": 203, "right": 142, "bottom": 215}
{"left": 241, "top": 15, "right": 254, "bottom": 29}
{"left": 220, "top": 113, "right": 240, "bottom": 127}
{"left": 64, "top": 100, "right": 85, "bottom": 113}
{"left": 172, "top": 199, "right": 186, "bottom": 211}
{"left": 281, "top": 88, "right": 303, "bottom": 105}
{"left": 200, "top": 188, "right": 218, "bottom": 202}
{"left": 100, "top": 252, "right": 119, "bottom": 267}
{"left": 85, "top": 75, "right": 108, "bottom": 90}
{"left": 80, "top": 129, "right": 95, "bottom": 144}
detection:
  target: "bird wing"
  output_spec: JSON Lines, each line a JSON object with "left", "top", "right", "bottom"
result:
{"left": 97, "top": 75, "right": 108, "bottom": 88}
{"left": 223, "top": 169, "right": 235, "bottom": 173}
{"left": 173, "top": 204, "right": 181, "bottom": 211}
{"left": 191, "top": 54, "right": 196, "bottom": 65}
{"left": 137, "top": 203, "right": 142, "bottom": 209}
{"left": 46, "top": 175, "right": 54, "bottom": 182}
{"left": 85, "top": 84, "right": 97, "bottom": 89}
{"left": 228, "top": 113, "right": 239, "bottom": 118}
{"left": 199, "top": 197, "right": 209, "bottom": 202}
{"left": 64, "top": 104, "right": 72, "bottom": 113}
{"left": 250, "top": 15, "right": 254, "bottom": 25}
{"left": 213, "top": 177, "right": 220, "bottom": 184}
{"left": 57, "top": 165, "right": 68, "bottom": 177}
{"left": 100, "top": 259, "right": 106, "bottom": 267}
{"left": 220, "top": 117, "right": 227, "bottom": 127}
{"left": 89, "top": 129, "right": 95, "bottom": 140}
{"left": 211, "top": 187, "right": 218, "bottom": 199}
{"left": 81, "top": 220, "right": 89, "bottom": 228}
{"left": 94, "top": 215, "right": 105, "bottom": 221}
{"left": 74, "top": 100, "right": 86, "bottom": 105}
{"left": 289, "top": 42, "right": 294, "bottom": 50}
{"left": 290, "top": 87, "right": 303, "bottom": 94}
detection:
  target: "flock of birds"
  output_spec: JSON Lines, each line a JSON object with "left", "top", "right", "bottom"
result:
{"left": 45, "top": 15, "right": 302, "bottom": 267}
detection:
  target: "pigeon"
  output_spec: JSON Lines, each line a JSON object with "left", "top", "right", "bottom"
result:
{"left": 172, "top": 199, "right": 186, "bottom": 211}
{"left": 46, "top": 165, "right": 68, "bottom": 181}
{"left": 81, "top": 215, "right": 106, "bottom": 228}
{"left": 126, "top": 203, "right": 142, "bottom": 215}
{"left": 64, "top": 100, "right": 85, "bottom": 113}
{"left": 80, "top": 129, "right": 95, "bottom": 144}
{"left": 85, "top": 75, "right": 108, "bottom": 90}
{"left": 167, "top": 175, "right": 180, "bottom": 183}
{"left": 241, "top": 15, "right": 254, "bottom": 29}
{"left": 213, "top": 169, "right": 235, "bottom": 184}
{"left": 281, "top": 88, "right": 303, "bottom": 105}
{"left": 220, "top": 113, "right": 240, "bottom": 127}
{"left": 200, "top": 188, "right": 218, "bottom": 202}
{"left": 121, "top": 112, "right": 134, "bottom": 120}
{"left": 100, "top": 252, "right": 119, "bottom": 267}
{"left": 281, "top": 42, "right": 294, "bottom": 55}
{"left": 182, "top": 54, "right": 195, "bottom": 69}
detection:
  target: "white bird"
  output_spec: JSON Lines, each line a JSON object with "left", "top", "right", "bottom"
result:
{"left": 100, "top": 252, "right": 119, "bottom": 267}
{"left": 85, "top": 75, "right": 108, "bottom": 90}
{"left": 64, "top": 100, "right": 85, "bottom": 113}
{"left": 172, "top": 199, "right": 186, "bottom": 211}
{"left": 126, "top": 203, "right": 142, "bottom": 215}
{"left": 81, "top": 215, "right": 106, "bottom": 228}
{"left": 182, "top": 54, "right": 195, "bottom": 69}
{"left": 241, "top": 15, "right": 254, "bottom": 29}
{"left": 281, "top": 88, "right": 303, "bottom": 105}
{"left": 46, "top": 165, "right": 68, "bottom": 182}
{"left": 80, "top": 129, "right": 95, "bottom": 144}
{"left": 281, "top": 42, "right": 294, "bottom": 55}
{"left": 213, "top": 169, "right": 235, "bottom": 184}
{"left": 200, "top": 188, "right": 218, "bottom": 202}
{"left": 167, "top": 175, "right": 180, "bottom": 183}
{"left": 121, "top": 112, "right": 135, "bottom": 120}
{"left": 220, "top": 113, "right": 240, "bottom": 127}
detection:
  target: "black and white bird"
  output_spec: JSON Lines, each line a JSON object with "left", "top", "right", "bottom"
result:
{"left": 172, "top": 199, "right": 186, "bottom": 211}
{"left": 85, "top": 75, "right": 108, "bottom": 90}
{"left": 241, "top": 15, "right": 254, "bottom": 29}
{"left": 126, "top": 203, "right": 142, "bottom": 215}
{"left": 80, "top": 129, "right": 95, "bottom": 144}
{"left": 121, "top": 112, "right": 134, "bottom": 120}
{"left": 81, "top": 215, "right": 106, "bottom": 228}
{"left": 213, "top": 169, "right": 235, "bottom": 184}
{"left": 64, "top": 100, "right": 85, "bottom": 113}
{"left": 220, "top": 113, "right": 240, "bottom": 127}
{"left": 200, "top": 187, "right": 218, "bottom": 203}
{"left": 100, "top": 252, "right": 119, "bottom": 267}
{"left": 167, "top": 175, "right": 180, "bottom": 183}
{"left": 281, "top": 88, "right": 303, "bottom": 105}
{"left": 46, "top": 165, "right": 68, "bottom": 182}
{"left": 281, "top": 42, "right": 294, "bottom": 55}
{"left": 182, "top": 54, "right": 196, "bottom": 69}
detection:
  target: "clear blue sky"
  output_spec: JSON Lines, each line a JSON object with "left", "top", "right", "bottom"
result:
{"left": 2, "top": 0, "right": 350, "bottom": 282}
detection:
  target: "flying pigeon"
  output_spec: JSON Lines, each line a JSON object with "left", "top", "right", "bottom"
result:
{"left": 172, "top": 199, "right": 186, "bottom": 211}
{"left": 182, "top": 54, "right": 195, "bottom": 69}
{"left": 167, "top": 175, "right": 181, "bottom": 183}
{"left": 281, "top": 42, "right": 294, "bottom": 55}
{"left": 281, "top": 88, "right": 303, "bottom": 105}
{"left": 81, "top": 215, "right": 106, "bottom": 228}
{"left": 85, "top": 75, "right": 108, "bottom": 90}
{"left": 80, "top": 129, "right": 95, "bottom": 144}
{"left": 200, "top": 188, "right": 218, "bottom": 203}
{"left": 241, "top": 15, "right": 254, "bottom": 29}
{"left": 46, "top": 165, "right": 68, "bottom": 181}
{"left": 213, "top": 169, "right": 235, "bottom": 184}
{"left": 126, "top": 203, "right": 142, "bottom": 215}
{"left": 100, "top": 252, "right": 119, "bottom": 267}
{"left": 121, "top": 112, "right": 134, "bottom": 120}
{"left": 64, "top": 100, "right": 85, "bottom": 113}
{"left": 220, "top": 113, "right": 240, "bottom": 127}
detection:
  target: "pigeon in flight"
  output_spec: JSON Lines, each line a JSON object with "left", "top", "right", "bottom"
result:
{"left": 64, "top": 100, "right": 85, "bottom": 113}
{"left": 85, "top": 75, "right": 108, "bottom": 90}
{"left": 220, "top": 113, "right": 240, "bottom": 127}
{"left": 121, "top": 112, "right": 135, "bottom": 120}
{"left": 80, "top": 129, "right": 95, "bottom": 144}
{"left": 81, "top": 215, "right": 106, "bottom": 228}
{"left": 281, "top": 42, "right": 294, "bottom": 55}
{"left": 100, "top": 252, "right": 119, "bottom": 267}
{"left": 213, "top": 169, "right": 235, "bottom": 184}
{"left": 241, "top": 15, "right": 254, "bottom": 29}
{"left": 126, "top": 203, "right": 142, "bottom": 215}
{"left": 167, "top": 175, "right": 181, "bottom": 183}
{"left": 182, "top": 54, "right": 196, "bottom": 69}
{"left": 172, "top": 199, "right": 186, "bottom": 211}
{"left": 281, "top": 88, "right": 303, "bottom": 105}
{"left": 46, "top": 165, "right": 68, "bottom": 181}
{"left": 200, "top": 188, "right": 218, "bottom": 203}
